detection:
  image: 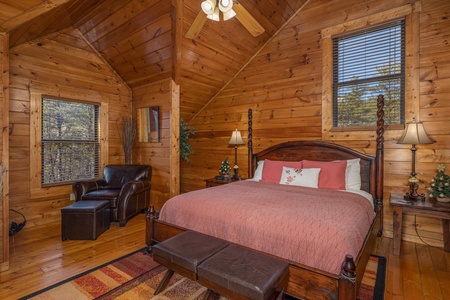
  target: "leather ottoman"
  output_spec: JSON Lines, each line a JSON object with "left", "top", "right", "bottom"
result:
{"left": 61, "top": 200, "right": 110, "bottom": 240}
{"left": 152, "top": 230, "right": 229, "bottom": 295}
{"left": 198, "top": 245, "right": 289, "bottom": 300}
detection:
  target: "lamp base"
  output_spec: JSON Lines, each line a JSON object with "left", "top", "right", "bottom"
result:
{"left": 403, "top": 193, "right": 425, "bottom": 201}
{"left": 232, "top": 166, "right": 241, "bottom": 181}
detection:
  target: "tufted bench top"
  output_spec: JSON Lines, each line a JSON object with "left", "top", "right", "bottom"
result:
{"left": 198, "top": 244, "right": 289, "bottom": 300}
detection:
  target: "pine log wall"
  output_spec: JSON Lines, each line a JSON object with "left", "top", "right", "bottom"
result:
{"left": 8, "top": 29, "right": 132, "bottom": 229}
{"left": 184, "top": 0, "right": 450, "bottom": 248}
{"left": 132, "top": 79, "right": 176, "bottom": 211}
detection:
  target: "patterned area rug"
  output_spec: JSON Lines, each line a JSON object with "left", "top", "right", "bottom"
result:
{"left": 20, "top": 248, "right": 386, "bottom": 300}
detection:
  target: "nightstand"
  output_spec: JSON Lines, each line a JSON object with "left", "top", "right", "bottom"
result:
{"left": 390, "top": 193, "right": 450, "bottom": 256}
{"left": 205, "top": 177, "right": 243, "bottom": 188}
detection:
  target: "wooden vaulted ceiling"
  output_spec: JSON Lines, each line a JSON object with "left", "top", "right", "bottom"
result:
{"left": 0, "top": 0, "right": 309, "bottom": 121}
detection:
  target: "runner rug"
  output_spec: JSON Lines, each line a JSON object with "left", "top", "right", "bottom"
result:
{"left": 20, "top": 248, "right": 386, "bottom": 300}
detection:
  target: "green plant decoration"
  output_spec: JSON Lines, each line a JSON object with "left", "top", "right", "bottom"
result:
{"left": 219, "top": 157, "right": 231, "bottom": 175}
{"left": 429, "top": 164, "right": 450, "bottom": 199}
{"left": 180, "top": 118, "right": 197, "bottom": 162}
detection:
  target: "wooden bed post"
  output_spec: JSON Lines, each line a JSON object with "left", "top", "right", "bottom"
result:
{"left": 376, "top": 95, "right": 385, "bottom": 236}
{"left": 145, "top": 204, "right": 156, "bottom": 252}
{"left": 248, "top": 109, "right": 253, "bottom": 179}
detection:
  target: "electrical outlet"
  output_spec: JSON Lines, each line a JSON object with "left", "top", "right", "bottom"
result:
{"left": 70, "top": 193, "right": 76, "bottom": 201}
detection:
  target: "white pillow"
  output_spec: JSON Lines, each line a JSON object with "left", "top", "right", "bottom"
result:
{"left": 279, "top": 167, "right": 321, "bottom": 188}
{"left": 346, "top": 159, "right": 361, "bottom": 190}
{"left": 252, "top": 160, "right": 264, "bottom": 181}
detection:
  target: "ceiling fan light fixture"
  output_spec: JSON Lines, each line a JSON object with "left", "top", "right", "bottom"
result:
{"left": 201, "top": 0, "right": 216, "bottom": 15}
{"left": 207, "top": 7, "right": 220, "bottom": 21}
{"left": 223, "top": 8, "right": 236, "bottom": 20}
{"left": 219, "top": 0, "right": 233, "bottom": 12}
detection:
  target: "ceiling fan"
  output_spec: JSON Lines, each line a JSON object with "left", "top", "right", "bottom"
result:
{"left": 185, "top": 0, "right": 265, "bottom": 39}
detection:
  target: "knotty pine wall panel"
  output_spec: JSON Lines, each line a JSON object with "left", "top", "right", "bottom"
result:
{"left": 8, "top": 29, "right": 131, "bottom": 228}
{"left": 132, "top": 79, "right": 172, "bottom": 211}
{"left": 184, "top": 0, "right": 450, "bottom": 248}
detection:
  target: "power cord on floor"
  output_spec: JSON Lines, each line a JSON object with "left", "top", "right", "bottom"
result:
{"left": 413, "top": 215, "right": 440, "bottom": 249}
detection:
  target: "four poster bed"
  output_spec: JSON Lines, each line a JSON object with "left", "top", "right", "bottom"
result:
{"left": 146, "top": 95, "right": 385, "bottom": 300}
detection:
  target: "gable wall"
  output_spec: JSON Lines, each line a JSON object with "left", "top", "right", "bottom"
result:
{"left": 8, "top": 29, "right": 132, "bottom": 230}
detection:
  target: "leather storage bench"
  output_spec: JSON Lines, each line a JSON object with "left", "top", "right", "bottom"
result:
{"left": 152, "top": 230, "right": 229, "bottom": 295}
{"left": 61, "top": 200, "right": 110, "bottom": 240}
{"left": 198, "top": 245, "right": 289, "bottom": 300}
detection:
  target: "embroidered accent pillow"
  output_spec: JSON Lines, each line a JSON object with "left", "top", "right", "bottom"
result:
{"left": 260, "top": 159, "right": 303, "bottom": 183}
{"left": 279, "top": 167, "right": 321, "bottom": 188}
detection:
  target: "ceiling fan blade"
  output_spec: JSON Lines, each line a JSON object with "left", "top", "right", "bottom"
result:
{"left": 185, "top": 11, "right": 208, "bottom": 39}
{"left": 233, "top": 3, "right": 265, "bottom": 37}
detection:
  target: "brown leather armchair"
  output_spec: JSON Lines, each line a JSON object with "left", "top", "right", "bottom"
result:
{"left": 72, "top": 164, "right": 151, "bottom": 227}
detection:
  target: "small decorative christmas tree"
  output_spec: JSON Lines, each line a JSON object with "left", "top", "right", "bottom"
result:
{"left": 429, "top": 164, "right": 450, "bottom": 201}
{"left": 219, "top": 157, "right": 231, "bottom": 175}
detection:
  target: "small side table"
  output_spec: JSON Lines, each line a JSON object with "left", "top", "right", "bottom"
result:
{"left": 205, "top": 177, "right": 243, "bottom": 188}
{"left": 390, "top": 193, "right": 450, "bottom": 256}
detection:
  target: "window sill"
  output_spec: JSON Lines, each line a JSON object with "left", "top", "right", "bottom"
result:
{"left": 331, "top": 124, "right": 404, "bottom": 132}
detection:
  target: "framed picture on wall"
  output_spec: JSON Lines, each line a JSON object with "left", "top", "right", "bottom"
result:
{"left": 138, "top": 106, "right": 159, "bottom": 143}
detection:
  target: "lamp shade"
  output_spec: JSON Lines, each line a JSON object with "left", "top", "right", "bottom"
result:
{"left": 397, "top": 118, "right": 434, "bottom": 145}
{"left": 228, "top": 129, "right": 245, "bottom": 145}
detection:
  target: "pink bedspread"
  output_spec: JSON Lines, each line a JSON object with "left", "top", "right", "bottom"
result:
{"left": 159, "top": 181, "right": 374, "bottom": 275}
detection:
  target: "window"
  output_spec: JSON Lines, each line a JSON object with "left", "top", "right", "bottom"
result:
{"left": 42, "top": 97, "right": 99, "bottom": 185}
{"left": 332, "top": 19, "right": 405, "bottom": 128}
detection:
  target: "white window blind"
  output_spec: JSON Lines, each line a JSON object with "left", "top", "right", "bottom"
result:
{"left": 42, "top": 98, "right": 99, "bottom": 185}
{"left": 332, "top": 19, "right": 405, "bottom": 127}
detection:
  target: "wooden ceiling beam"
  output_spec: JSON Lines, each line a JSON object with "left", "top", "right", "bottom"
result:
{"left": 187, "top": 0, "right": 312, "bottom": 124}
{"left": 0, "top": 0, "right": 72, "bottom": 32}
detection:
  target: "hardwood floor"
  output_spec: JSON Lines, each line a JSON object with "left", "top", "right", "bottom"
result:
{"left": 1, "top": 214, "right": 450, "bottom": 299}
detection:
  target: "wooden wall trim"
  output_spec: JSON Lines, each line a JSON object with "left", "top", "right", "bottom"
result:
{"left": 171, "top": 0, "right": 183, "bottom": 85}
{"left": 187, "top": 0, "right": 312, "bottom": 124}
{"left": 321, "top": 2, "right": 420, "bottom": 141}
{"left": 170, "top": 79, "right": 180, "bottom": 197}
{"left": 0, "top": 32, "right": 10, "bottom": 272}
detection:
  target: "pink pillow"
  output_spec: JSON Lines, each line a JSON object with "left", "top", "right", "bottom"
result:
{"left": 260, "top": 159, "right": 303, "bottom": 183}
{"left": 302, "top": 160, "right": 347, "bottom": 190}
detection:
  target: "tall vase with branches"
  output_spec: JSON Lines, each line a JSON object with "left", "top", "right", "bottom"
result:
{"left": 119, "top": 116, "right": 136, "bottom": 164}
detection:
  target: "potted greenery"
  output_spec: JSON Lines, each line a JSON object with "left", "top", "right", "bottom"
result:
{"left": 180, "top": 118, "right": 197, "bottom": 162}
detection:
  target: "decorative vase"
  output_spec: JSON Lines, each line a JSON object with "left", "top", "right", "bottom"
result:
{"left": 437, "top": 196, "right": 450, "bottom": 203}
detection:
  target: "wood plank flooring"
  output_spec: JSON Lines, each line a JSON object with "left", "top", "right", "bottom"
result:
{"left": 1, "top": 213, "right": 450, "bottom": 299}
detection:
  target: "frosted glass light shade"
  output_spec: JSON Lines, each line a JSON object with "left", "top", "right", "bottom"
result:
{"left": 201, "top": 0, "right": 216, "bottom": 15}
{"left": 207, "top": 7, "right": 220, "bottom": 21}
{"left": 219, "top": 0, "right": 233, "bottom": 12}
{"left": 223, "top": 8, "right": 236, "bottom": 20}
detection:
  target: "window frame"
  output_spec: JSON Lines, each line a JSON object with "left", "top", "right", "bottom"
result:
{"left": 41, "top": 97, "right": 100, "bottom": 186}
{"left": 30, "top": 91, "right": 109, "bottom": 197}
{"left": 332, "top": 19, "right": 406, "bottom": 128}
{"left": 321, "top": 3, "right": 420, "bottom": 140}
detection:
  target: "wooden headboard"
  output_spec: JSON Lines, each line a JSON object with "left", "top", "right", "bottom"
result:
{"left": 247, "top": 95, "right": 385, "bottom": 219}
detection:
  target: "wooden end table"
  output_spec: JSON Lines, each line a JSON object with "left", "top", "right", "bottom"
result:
{"left": 205, "top": 177, "right": 244, "bottom": 188}
{"left": 390, "top": 193, "right": 450, "bottom": 256}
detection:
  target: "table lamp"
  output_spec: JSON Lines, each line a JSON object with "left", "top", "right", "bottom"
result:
{"left": 397, "top": 118, "right": 434, "bottom": 200}
{"left": 228, "top": 129, "right": 245, "bottom": 179}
